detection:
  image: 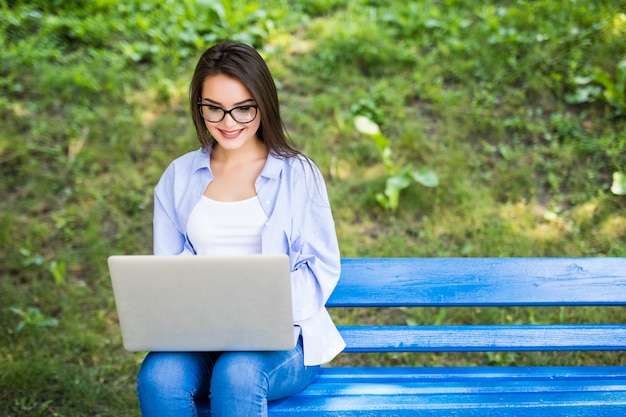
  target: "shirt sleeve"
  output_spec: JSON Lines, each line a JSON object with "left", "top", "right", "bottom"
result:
{"left": 153, "top": 162, "right": 195, "bottom": 256}
{"left": 289, "top": 159, "right": 341, "bottom": 322}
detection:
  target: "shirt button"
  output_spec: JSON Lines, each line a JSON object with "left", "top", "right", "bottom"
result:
{"left": 265, "top": 222, "right": 270, "bottom": 227}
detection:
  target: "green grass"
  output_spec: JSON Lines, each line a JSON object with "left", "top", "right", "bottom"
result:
{"left": 1, "top": 0, "right": 625, "bottom": 415}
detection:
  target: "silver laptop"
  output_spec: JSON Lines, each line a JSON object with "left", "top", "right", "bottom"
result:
{"left": 107, "top": 254, "right": 297, "bottom": 352}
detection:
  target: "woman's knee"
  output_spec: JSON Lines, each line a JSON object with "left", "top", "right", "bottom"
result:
{"left": 138, "top": 352, "right": 211, "bottom": 396}
{"left": 211, "top": 352, "right": 266, "bottom": 393}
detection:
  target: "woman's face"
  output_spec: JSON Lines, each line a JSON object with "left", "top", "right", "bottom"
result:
{"left": 200, "top": 74, "right": 261, "bottom": 153}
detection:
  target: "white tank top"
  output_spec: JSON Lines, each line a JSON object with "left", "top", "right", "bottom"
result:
{"left": 186, "top": 196, "right": 267, "bottom": 255}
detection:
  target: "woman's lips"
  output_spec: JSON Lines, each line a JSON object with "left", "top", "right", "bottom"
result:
{"left": 218, "top": 129, "right": 244, "bottom": 139}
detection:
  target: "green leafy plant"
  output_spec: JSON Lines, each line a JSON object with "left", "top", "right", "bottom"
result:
{"left": 19, "top": 248, "right": 44, "bottom": 268}
{"left": 594, "top": 60, "right": 626, "bottom": 116}
{"left": 612, "top": 172, "right": 626, "bottom": 195}
{"left": 8, "top": 307, "right": 59, "bottom": 333}
{"left": 50, "top": 260, "right": 67, "bottom": 285}
{"left": 354, "top": 116, "right": 438, "bottom": 211}
{"left": 568, "top": 60, "right": 626, "bottom": 116}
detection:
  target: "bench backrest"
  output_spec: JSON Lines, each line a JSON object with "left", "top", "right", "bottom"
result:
{"left": 328, "top": 258, "right": 626, "bottom": 353}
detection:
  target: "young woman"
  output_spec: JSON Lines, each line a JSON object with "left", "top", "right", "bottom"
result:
{"left": 136, "top": 41, "right": 345, "bottom": 416}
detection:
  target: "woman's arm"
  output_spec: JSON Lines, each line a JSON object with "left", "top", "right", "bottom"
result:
{"left": 153, "top": 163, "right": 195, "bottom": 256}
{"left": 288, "top": 160, "right": 341, "bottom": 322}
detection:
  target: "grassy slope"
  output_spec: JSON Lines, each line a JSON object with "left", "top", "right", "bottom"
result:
{"left": 1, "top": 1, "right": 625, "bottom": 415}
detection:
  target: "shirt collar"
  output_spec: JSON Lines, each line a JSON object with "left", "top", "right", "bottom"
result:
{"left": 190, "top": 146, "right": 284, "bottom": 179}
{"left": 191, "top": 147, "right": 211, "bottom": 173}
{"left": 260, "top": 152, "right": 284, "bottom": 179}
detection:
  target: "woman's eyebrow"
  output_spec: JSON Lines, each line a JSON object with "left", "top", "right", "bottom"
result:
{"left": 202, "top": 98, "right": 255, "bottom": 106}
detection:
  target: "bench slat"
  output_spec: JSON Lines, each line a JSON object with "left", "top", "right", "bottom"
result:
{"left": 267, "top": 367, "right": 626, "bottom": 416}
{"left": 338, "top": 324, "right": 626, "bottom": 352}
{"left": 269, "top": 394, "right": 626, "bottom": 416}
{"left": 302, "top": 379, "right": 626, "bottom": 395}
{"left": 199, "top": 367, "right": 626, "bottom": 416}
{"left": 329, "top": 258, "right": 626, "bottom": 307}
{"left": 314, "top": 366, "right": 626, "bottom": 382}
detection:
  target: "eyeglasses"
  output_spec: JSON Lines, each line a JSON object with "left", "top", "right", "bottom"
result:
{"left": 198, "top": 103, "right": 259, "bottom": 123}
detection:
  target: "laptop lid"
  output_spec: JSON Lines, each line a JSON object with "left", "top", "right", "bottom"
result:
{"left": 107, "top": 254, "right": 296, "bottom": 352}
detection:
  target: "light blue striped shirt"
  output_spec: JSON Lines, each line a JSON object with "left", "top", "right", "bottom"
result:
{"left": 153, "top": 147, "right": 345, "bottom": 365}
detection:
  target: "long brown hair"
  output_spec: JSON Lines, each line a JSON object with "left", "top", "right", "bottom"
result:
{"left": 189, "top": 41, "right": 300, "bottom": 159}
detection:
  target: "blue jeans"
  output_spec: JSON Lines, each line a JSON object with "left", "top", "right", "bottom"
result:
{"left": 136, "top": 337, "right": 319, "bottom": 417}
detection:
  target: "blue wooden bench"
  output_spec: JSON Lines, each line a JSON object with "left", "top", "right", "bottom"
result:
{"left": 202, "top": 257, "right": 626, "bottom": 416}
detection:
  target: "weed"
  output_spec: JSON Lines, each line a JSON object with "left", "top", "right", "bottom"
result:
{"left": 569, "top": 60, "right": 626, "bottom": 117}
{"left": 8, "top": 307, "right": 59, "bottom": 333}
{"left": 49, "top": 260, "right": 67, "bottom": 286}
{"left": 612, "top": 172, "right": 626, "bottom": 195}
{"left": 354, "top": 116, "right": 438, "bottom": 211}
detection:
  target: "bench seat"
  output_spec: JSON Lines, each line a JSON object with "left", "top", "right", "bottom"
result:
{"left": 196, "top": 257, "right": 626, "bottom": 416}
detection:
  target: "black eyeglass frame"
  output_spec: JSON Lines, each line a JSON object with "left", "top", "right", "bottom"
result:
{"left": 197, "top": 103, "right": 259, "bottom": 123}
